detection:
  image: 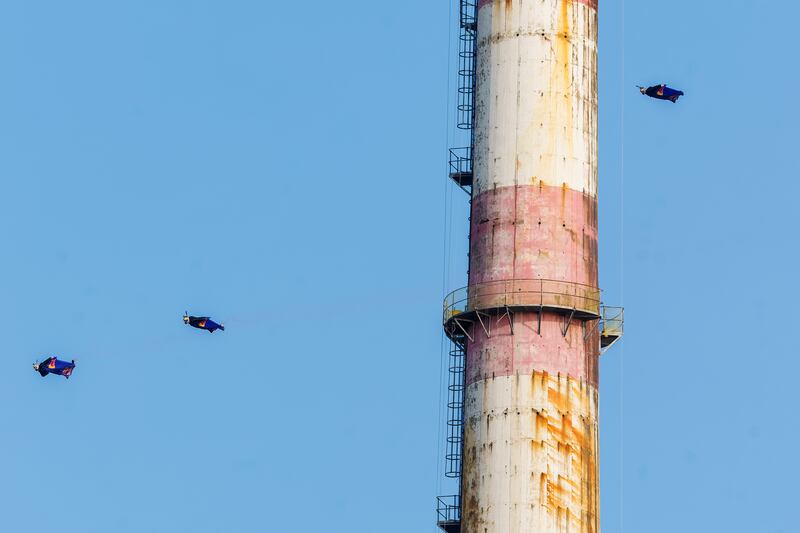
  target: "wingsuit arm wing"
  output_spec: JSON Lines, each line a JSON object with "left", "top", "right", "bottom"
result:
{"left": 39, "top": 358, "right": 53, "bottom": 376}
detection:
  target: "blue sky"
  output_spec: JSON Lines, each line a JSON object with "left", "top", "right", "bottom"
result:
{"left": 0, "top": 1, "right": 797, "bottom": 532}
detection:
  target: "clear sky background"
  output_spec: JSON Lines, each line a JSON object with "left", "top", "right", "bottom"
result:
{"left": 0, "top": 1, "right": 796, "bottom": 532}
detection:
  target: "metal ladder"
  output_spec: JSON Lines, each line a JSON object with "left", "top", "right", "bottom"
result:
{"left": 456, "top": 0, "right": 477, "bottom": 133}
{"left": 445, "top": 336, "right": 466, "bottom": 478}
{"left": 448, "top": 0, "right": 477, "bottom": 193}
{"left": 438, "top": 2, "right": 477, "bottom": 532}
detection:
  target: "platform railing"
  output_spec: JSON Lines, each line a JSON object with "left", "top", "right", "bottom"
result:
{"left": 600, "top": 306, "right": 624, "bottom": 337}
{"left": 448, "top": 147, "right": 472, "bottom": 176}
{"left": 436, "top": 495, "right": 461, "bottom": 524}
{"left": 443, "top": 279, "right": 602, "bottom": 323}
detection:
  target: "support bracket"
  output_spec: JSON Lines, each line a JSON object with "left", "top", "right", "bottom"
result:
{"left": 584, "top": 318, "right": 601, "bottom": 340}
{"left": 562, "top": 308, "right": 576, "bottom": 337}
{"left": 537, "top": 306, "right": 543, "bottom": 335}
{"left": 475, "top": 311, "right": 490, "bottom": 338}
{"left": 453, "top": 318, "right": 474, "bottom": 342}
{"left": 497, "top": 307, "right": 514, "bottom": 335}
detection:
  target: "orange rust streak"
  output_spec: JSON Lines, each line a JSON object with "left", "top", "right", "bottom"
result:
{"left": 463, "top": 371, "right": 599, "bottom": 531}
{"left": 557, "top": 0, "right": 575, "bottom": 158}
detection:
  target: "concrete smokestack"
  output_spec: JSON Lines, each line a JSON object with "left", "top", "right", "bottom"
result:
{"left": 440, "top": 1, "right": 621, "bottom": 532}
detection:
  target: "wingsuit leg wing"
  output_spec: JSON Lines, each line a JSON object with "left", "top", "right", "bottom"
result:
{"left": 204, "top": 319, "right": 224, "bottom": 333}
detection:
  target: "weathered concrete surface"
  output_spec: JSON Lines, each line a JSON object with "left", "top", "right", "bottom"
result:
{"left": 462, "top": 0, "right": 601, "bottom": 531}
